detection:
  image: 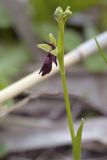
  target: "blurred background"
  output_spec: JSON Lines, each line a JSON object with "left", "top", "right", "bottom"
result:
{"left": 0, "top": 0, "right": 107, "bottom": 160}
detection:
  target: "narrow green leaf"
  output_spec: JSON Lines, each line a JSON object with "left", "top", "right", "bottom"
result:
{"left": 73, "top": 119, "right": 83, "bottom": 160}
{"left": 95, "top": 37, "right": 107, "bottom": 64}
{"left": 83, "top": 52, "right": 107, "bottom": 73}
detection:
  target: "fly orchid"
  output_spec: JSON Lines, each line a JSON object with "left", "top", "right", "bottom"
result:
{"left": 37, "top": 33, "right": 58, "bottom": 76}
{"left": 37, "top": 6, "right": 83, "bottom": 160}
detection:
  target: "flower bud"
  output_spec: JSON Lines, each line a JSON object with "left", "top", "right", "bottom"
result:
{"left": 63, "top": 6, "right": 72, "bottom": 22}
{"left": 54, "top": 6, "right": 64, "bottom": 22}
{"left": 54, "top": 6, "right": 72, "bottom": 23}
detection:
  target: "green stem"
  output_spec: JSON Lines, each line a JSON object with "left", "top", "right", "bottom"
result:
{"left": 57, "top": 21, "right": 75, "bottom": 146}
{"left": 60, "top": 71, "right": 75, "bottom": 145}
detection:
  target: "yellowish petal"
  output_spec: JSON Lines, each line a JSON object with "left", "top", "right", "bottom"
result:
{"left": 49, "top": 33, "right": 56, "bottom": 46}
{"left": 37, "top": 44, "right": 51, "bottom": 52}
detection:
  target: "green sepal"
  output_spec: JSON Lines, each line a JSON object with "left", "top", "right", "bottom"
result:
{"left": 37, "top": 44, "right": 51, "bottom": 53}
{"left": 73, "top": 119, "right": 83, "bottom": 160}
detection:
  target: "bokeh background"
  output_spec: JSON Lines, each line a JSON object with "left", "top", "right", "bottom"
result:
{"left": 1, "top": 0, "right": 107, "bottom": 89}
{"left": 0, "top": 0, "right": 107, "bottom": 160}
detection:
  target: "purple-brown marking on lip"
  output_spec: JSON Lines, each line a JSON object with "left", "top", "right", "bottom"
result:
{"left": 39, "top": 53, "right": 57, "bottom": 76}
{"left": 39, "top": 41, "right": 57, "bottom": 76}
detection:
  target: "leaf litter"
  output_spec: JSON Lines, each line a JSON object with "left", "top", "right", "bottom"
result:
{"left": 0, "top": 65, "right": 107, "bottom": 159}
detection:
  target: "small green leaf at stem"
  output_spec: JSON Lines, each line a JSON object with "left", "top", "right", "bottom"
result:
{"left": 73, "top": 119, "right": 83, "bottom": 160}
{"left": 95, "top": 37, "right": 107, "bottom": 64}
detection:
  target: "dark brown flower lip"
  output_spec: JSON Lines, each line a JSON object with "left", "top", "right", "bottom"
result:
{"left": 39, "top": 39, "right": 57, "bottom": 76}
{"left": 39, "top": 53, "right": 57, "bottom": 76}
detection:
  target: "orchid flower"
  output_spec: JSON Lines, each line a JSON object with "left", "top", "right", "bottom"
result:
{"left": 37, "top": 33, "right": 58, "bottom": 76}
